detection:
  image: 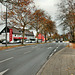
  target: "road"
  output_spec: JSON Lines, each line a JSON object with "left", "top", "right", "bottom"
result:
{"left": 0, "top": 43, "right": 67, "bottom": 75}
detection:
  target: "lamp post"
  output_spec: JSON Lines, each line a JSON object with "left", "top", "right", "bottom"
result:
{"left": 6, "top": 3, "right": 7, "bottom": 46}
{"left": 5, "top": 0, "right": 7, "bottom": 47}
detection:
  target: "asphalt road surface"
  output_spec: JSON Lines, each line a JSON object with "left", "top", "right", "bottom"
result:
{"left": 0, "top": 43, "right": 67, "bottom": 75}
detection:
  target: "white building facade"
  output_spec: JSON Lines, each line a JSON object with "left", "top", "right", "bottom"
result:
{"left": 0, "top": 24, "right": 35, "bottom": 42}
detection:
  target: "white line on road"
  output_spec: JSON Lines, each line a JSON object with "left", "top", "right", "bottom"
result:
{"left": 48, "top": 47, "right": 52, "bottom": 49}
{"left": 32, "top": 46, "right": 37, "bottom": 48}
{"left": 57, "top": 47, "right": 58, "bottom": 48}
{"left": 50, "top": 53, "right": 53, "bottom": 57}
{"left": 24, "top": 51, "right": 31, "bottom": 54}
{"left": 54, "top": 49, "right": 56, "bottom": 52}
{"left": 6, "top": 49, "right": 15, "bottom": 52}
{"left": 6, "top": 46, "right": 25, "bottom": 52}
{"left": 17, "top": 46, "right": 24, "bottom": 48}
{"left": 0, "top": 57, "right": 14, "bottom": 64}
{"left": 0, "top": 69, "right": 9, "bottom": 75}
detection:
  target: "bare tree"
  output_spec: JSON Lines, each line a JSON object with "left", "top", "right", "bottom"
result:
{"left": 2, "top": 0, "right": 34, "bottom": 44}
{"left": 57, "top": 0, "right": 75, "bottom": 41}
{"left": 30, "top": 9, "right": 46, "bottom": 43}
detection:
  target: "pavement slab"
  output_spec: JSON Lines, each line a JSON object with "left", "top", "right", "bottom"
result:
{"left": 37, "top": 47, "right": 75, "bottom": 75}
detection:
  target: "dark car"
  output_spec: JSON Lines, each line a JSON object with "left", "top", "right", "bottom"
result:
{"left": 56, "top": 40, "right": 58, "bottom": 43}
{"left": 60, "top": 40, "right": 62, "bottom": 42}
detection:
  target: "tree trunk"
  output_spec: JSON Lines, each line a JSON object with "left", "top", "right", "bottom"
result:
{"left": 22, "top": 28, "right": 25, "bottom": 45}
{"left": 36, "top": 30, "right": 39, "bottom": 43}
{"left": 41, "top": 31, "right": 42, "bottom": 43}
{"left": 49, "top": 32, "right": 51, "bottom": 41}
{"left": 45, "top": 33, "right": 46, "bottom": 43}
{"left": 50, "top": 32, "right": 51, "bottom": 37}
{"left": 72, "top": 27, "right": 75, "bottom": 41}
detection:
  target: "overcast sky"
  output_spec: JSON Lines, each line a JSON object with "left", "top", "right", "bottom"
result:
{"left": 34, "top": 0, "right": 63, "bottom": 34}
{"left": 0, "top": 0, "right": 63, "bottom": 35}
{"left": 34, "top": 0, "right": 60, "bottom": 18}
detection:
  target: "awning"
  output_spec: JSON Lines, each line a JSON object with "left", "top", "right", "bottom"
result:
{"left": 13, "top": 37, "right": 27, "bottom": 39}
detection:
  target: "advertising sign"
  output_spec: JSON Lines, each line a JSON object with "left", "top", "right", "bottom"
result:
{"left": 9, "top": 29, "right": 13, "bottom": 42}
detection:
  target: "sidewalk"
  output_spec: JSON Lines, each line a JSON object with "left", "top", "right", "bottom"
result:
{"left": 37, "top": 47, "right": 75, "bottom": 75}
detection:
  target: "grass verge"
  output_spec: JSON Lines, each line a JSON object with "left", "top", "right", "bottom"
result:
{"left": 0, "top": 42, "right": 49, "bottom": 51}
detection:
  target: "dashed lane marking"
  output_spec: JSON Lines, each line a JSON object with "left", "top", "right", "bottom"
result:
{"left": 54, "top": 49, "right": 57, "bottom": 52}
{"left": 32, "top": 46, "right": 37, "bottom": 48}
{"left": 24, "top": 51, "right": 32, "bottom": 54}
{"left": 6, "top": 46, "right": 25, "bottom": 52}
{"left": 0, "top": 69, "right": 9, "bottom": 75}
{"left": 50, "top": 53, "right": 53, "bottom": 57}
{"left": 6, "top": 49, "right": 15, "bottom": 52}
{"left": 0, "top": 57, "right": 14, "bottom": 64}
{"left": 48, "top": 47, "right": 52, "bottom": 49}
{"left": 57, "top": 47, "right": 58, "bottom": 48}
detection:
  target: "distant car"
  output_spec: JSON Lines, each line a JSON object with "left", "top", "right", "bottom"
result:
{"left": 16, "top": 40, "right": 21, "bottom": 43}
{"left": 2, "top": 40, "right": 9, "bottom": 44}
{"left": 29, "top": 41, "right": 32, "bottom": 43}
{"left": 25, "top": 40, "right": 29, "bottom": 43}
{"left": 56, "top": 40, "right": 58, "bottom": 43}
{"left": 60, "top": 40, "right": 62, "bottom": 42}
{"left": 31, "top": 41, "right": 36, "bottom": 43}
{"left": 10, "top": 41, "right": 14, "bottom": 44}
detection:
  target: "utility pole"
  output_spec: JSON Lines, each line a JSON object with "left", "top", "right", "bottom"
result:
{"left": 5, "top": 1, "right": 7, "bottom": 47}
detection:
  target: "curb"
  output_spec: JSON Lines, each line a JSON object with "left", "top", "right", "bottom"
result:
{"left": 36, "top": 47, "right": 66, "bottom": 75}
{"left": 36, "top": 58, "right": 50, "bottom": 75}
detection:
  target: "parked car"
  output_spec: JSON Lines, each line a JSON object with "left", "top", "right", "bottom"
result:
{"left": 25, "top": 40, "right": 30, "bottom": 43}
{"left": 60, "top": 40, "right": 62, "bottom": 42}
{"left": 10, "top": 41, "right": 14, "bottom": 44}
{"left": 2, "top": 40, "right": 9, "bottom": 44}
{"left": 16, "top": 40, "right": 21, "bottom": 43}
{"left": 56, "top": 40, "right": 58, "bottom": 43}
{"left": 31, "top": 41, "right": 36, "bottom": 43}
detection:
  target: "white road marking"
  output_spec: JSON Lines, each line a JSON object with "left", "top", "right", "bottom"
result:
{"left": 57, "top": 47, "right": 58, "bottom": 48}
{"left": 32, "top": 46, "right": 37, "bottom": 48}
{"left": 24, "top": 51, "right": 31, "bottom": 54}
{"left": 54, "top": 49, "right": 56, "bottom": 52}
{"left": 50, "top": 53, "right": 53, "bottom": 57}
{"left": 6, "top": 49, "right": 14, "bottom": 52}
{"left": 6, "top": 46, "right": 24, "bottom": 51}
{"left": 17, "top": 46, "right": 24, "bottom": 48}
{"left": 0, "top": 57, "right": 14, "bottom": 64}
{"left": 0, "top": 69, "right": 9, "bottom": 75}
{"left": 48, "top": 47, "right": 52, "bottom": 49}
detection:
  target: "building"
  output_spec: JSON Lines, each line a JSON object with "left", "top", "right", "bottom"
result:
{"left": 36, "top": 34, "right": 45, "bottom": 42}
{"left": 0, "top": 24, "right": 35, "bottom": 42}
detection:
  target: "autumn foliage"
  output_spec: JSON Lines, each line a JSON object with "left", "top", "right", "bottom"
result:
{"left": 1, "top": 0, "right": 57, "bottom": 43}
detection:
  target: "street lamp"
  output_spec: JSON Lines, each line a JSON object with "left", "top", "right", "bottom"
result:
{"left": 4, "top": 0, "right": 7, "bottom": 46}
{"left": 6, "top": 2, "right": 7, "bottom": 47}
